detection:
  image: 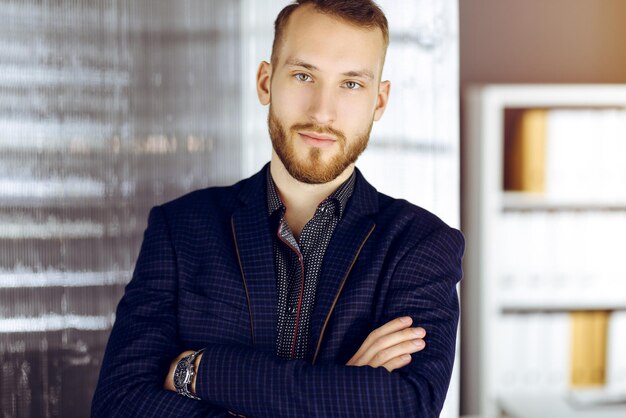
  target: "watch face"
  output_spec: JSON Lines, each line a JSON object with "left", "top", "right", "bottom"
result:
{"left": 173, "top": 362, "right": 191, "bottom": 389}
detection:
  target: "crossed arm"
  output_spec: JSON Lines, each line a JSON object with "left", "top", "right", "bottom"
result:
{"left": 91, "top": 206, "right": 464, "bottom": 418}
{"left": 163, "top": 316, "right": 427, "bottom": 416}
{"left": 165, "top": 315, "right": 426, "bottom": 388}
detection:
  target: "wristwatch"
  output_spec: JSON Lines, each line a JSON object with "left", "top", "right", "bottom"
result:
{"left": 173, "top": 348, "right": 205, "bottom": 400}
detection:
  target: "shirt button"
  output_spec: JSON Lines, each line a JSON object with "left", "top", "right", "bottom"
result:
{"left": 287, "top": 305, "right": 297, "bottom": 315}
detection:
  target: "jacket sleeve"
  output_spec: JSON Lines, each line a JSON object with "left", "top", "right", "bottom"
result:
{"left": 195, "top": 226, "right": 465, "bottom": 418}
{"left": 91, "top": 206, "right": 232, "bottom": 418}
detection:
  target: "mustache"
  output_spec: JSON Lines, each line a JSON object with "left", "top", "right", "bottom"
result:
{"left": 290, "top": 123, "right": 346, "bottom": 143}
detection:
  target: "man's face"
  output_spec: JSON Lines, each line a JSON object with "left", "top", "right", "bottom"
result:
{"left": 258, "top": 4, "right": 390, "bottom": 184}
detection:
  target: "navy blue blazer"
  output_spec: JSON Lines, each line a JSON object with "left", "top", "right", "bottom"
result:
{"left": 92, "top": 164, "right": 464, "bottom": 418}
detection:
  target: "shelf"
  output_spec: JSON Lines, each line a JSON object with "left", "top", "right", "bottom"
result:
{"left": 464, "top": 85, "right": 626, "bottom": 417}
{"left": 498, "top": 392, "right": 626, "bottom": 418}
{"left": 498, "top": 291, "right": 626, "bottom": 312}
{"left": 500, "top": 303, "right": 626, "bottom": 313}
{"left": 502, "top": 192, "right": 626, "bottom": 212}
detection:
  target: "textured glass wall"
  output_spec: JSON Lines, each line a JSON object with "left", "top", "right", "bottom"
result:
{"left": 0, "top": 1, "right": 241, "bottom": 417}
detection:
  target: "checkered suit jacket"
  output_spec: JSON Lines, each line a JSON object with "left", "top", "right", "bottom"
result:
{"left": 92, "top": 164, "right": 464, "bottom": 418}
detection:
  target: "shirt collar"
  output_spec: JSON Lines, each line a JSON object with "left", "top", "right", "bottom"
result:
{"left": 266, "top": 165, "right": 356, "bottom": 219}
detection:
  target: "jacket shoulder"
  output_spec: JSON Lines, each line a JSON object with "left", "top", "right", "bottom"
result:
{"left": 375, "top": 192, "right": 464, "bottom": 248}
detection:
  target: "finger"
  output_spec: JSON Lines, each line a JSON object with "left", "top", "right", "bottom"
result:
{"left": 349, "top": 317, "right": 413, "bottom": 363}
{"left": 370, "top": 338, "right": 425, "bottom": 368}
{"left": 348, "top": 318, "right": 412, "bottom": 365}
{"left": 350, "top": 326, "right": 422, "bottom": 365}
{"left": 382, "top": 354, "right": 413, "bottom": 373}
{"left": 356, "top": 326, "right": 426, "bottom": 366}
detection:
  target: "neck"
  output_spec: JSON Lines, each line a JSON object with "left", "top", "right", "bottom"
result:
{"left": 269, "top": 151, "right": 354, "bottom": 237}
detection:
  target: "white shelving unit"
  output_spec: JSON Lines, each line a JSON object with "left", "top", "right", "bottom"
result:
{"left": 462, "top": 84, "right": 626, "bottom": 418}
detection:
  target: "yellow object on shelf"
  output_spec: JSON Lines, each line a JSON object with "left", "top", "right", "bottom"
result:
{"left": 504, "top": 109, "right": 547, "bottom": 193}
{"left": 570, "top": 310, "right": 609, "bottom": 387}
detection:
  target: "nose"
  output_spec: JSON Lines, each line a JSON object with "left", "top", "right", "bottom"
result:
{"left": 307, "top": 84, "right": 337, "bottom": 125}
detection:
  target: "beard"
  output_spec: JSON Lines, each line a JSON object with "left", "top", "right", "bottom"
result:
{"left": 267, "top": 106, "right": 373, "bottom": 184}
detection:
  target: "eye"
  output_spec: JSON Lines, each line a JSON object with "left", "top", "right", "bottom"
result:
{"left": 344, "top": 81, "right": 362, "bottom": 90}
{"left": 295, "top": 73, "right": 312, "bottom": 82}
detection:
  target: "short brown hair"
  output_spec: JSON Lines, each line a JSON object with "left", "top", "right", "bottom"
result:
{"left": 271, "top": 0, "right": 389, "bottom": 66}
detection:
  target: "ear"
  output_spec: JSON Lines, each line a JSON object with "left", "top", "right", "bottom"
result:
{"left": 256, "top": 61, "right": 272, "bottom": 106}
{"left": 373, "top": 80, "right": 391, "bottom": 121}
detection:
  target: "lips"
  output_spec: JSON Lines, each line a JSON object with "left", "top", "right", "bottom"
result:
{"left": 299, "top": 132, "right": 336, "bottom": 142}
{"left": 298, "top": 132, "right": 337, "bottom": 149}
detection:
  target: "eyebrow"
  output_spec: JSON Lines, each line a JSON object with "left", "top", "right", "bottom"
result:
{"left": 285, "top": 58, "right": 375, "bottom": 80}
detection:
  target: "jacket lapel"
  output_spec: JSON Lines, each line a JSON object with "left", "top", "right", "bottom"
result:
{"left": 310, "top": 169, "right": 379, "bottom": 363}
{"left": 230, "top": 165, "right": 277, "bottom": 353}
{"left": 230, "top": 165, "right": 380, "bottom": 360}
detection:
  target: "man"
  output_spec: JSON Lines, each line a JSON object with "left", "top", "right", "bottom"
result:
{"left": 92, "top": 1, "right": 464, "bottom": 417}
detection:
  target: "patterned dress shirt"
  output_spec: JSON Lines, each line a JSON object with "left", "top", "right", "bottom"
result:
{"left": 266, "top": 167, "right": 356, "bottom": 361}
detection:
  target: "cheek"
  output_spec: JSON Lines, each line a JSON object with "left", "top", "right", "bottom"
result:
{"left": 271, "top": 83, "right": 313, "bottom": 120}
{"left": 336, "top": 96, "right": 376, "bottom": 130}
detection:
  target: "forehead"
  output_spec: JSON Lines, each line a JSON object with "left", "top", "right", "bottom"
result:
{"left": 278, "top": 5, "right": 385, "bottom": 75}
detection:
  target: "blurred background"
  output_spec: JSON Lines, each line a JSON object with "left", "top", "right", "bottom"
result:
{"left": 460, "top": 1, "right": 626, "bottom": 418}
{"left": 0, "top": 0, "right": 624, "bottom": 417}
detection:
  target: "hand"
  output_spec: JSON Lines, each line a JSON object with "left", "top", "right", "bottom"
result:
{"left": 346, "top": 316, "right": 426, "bottom": 373}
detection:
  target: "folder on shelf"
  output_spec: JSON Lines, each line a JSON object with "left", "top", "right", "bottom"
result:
{"left": 607, "top": 311, "right": 626, "bottom": 391}
{"left": 504, "top": 109, "right": 547, "bottom": 193}
{"left": 570, "top": 311, "right": 609, "bottom": 388}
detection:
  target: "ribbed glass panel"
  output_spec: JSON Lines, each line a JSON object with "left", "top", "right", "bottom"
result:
{"left": 0, "top": 1, "right": 241, "bottom": 417}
